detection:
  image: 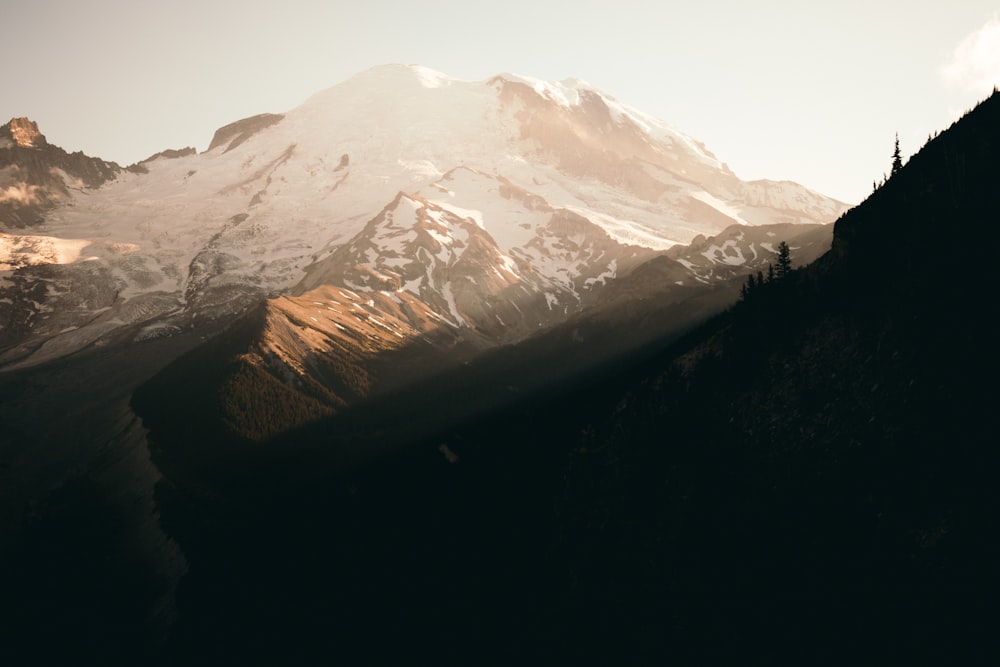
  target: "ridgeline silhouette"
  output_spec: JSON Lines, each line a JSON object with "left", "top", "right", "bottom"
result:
{"left": 11, "top": 90, "right": 998, "bottom": 665}
{"left": 144, "top": 89, "right": 999, "bottom": 665}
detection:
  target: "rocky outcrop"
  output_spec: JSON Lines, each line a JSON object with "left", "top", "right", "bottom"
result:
{"left": 1, "top": 117, "right": 48, "bottom": 148}
{"left": 1, "top": 68, "right": 848, "bottom": 369}
{"left": 140, "top": 146, "right": 197, "bottom": 163}
{"left": 207, "top": 113, "right": 284, "bottom": 153}
{"left": 0, "top": 117, "right": 122, "bottom": 227}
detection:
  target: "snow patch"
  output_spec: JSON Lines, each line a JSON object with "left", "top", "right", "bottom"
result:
{"left": 584, "top": 259, "right": 618, "bottom": 288}
{"left": 701, "top": 239, "right": 748, "bottom": 266}
{"left": 0, "top": 234, "right": 94, "bottom": 270}
{"left": 412, "top": 65, "right": 456, "bottom": 89}
{"left": 440, "top": 282, "right": 467, "bottom": 327}
{"left": 691, "top": 191, "right": 750, "bottom": 226}
{"left": 564, "top": 207, "right": 676, "bottom": 251}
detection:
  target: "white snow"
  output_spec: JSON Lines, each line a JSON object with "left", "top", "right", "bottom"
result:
{"left": 439, "top": 282, "right": 467, "bottom": 327}
{"left": 499, "top": 71, "right": 725, "bottom": 171}
{"left": 691, "top": 191, "right": 751, "bottom": 226}
{"left": 1, "top": 63, "right": 846, "bottom": 368}
{"left": 412, "top": 65, "right": 456, "bottom": 89}
{"left": 0, "top": 234, "right": 93, "bottom": 270}
{"left": 564, "top": 207, "right": 677, "bottom": 251}
{"left": 701, "top": 239, "right": 749, "bottom": 266}
{"left": 584, "top": 259, "right": 618, "bottom": 288}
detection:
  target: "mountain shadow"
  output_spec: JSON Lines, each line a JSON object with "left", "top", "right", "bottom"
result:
{"left": 546, "top": 91, "right": 1000, "bottom": 663}
{"left": 89, "top": 93, "right": 1000, "bottom": 664}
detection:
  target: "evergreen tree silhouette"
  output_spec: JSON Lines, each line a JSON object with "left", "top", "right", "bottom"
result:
{"left": 892, "top": 132, "right": 904, "bottom": 175}
{"left": 776, "top": 241, "right": 792, "bottom": 278}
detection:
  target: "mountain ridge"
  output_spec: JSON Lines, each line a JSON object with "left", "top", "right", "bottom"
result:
{"left": 131, "top": 75, "right": 1000, "bottom": 655}
{"left": 0, "top": 65, "right": 846, "bottom": 370}
{"left": 540, "top": 88, "right": 1000, "bottom": 663}
{"left": 2, "top": 66, "right": 855, "bottom": 664}
{"left": 0, "top": 116, "right": 124, "bottom": 228}
{"left": 5, "top": 70, "right": 997, "bottom": 665}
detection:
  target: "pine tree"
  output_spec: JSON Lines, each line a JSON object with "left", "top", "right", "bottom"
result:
{"left": 891, "top": 132, "right": 903, "bottom": 175}
{"left": 742, "top": 272, "right": 756, "bottom": 299}
{"left": 775, "top": 241, "right": 792, "bottom": 279}
{"left": 767, "top": 263, "right": 775, "bottom": 283}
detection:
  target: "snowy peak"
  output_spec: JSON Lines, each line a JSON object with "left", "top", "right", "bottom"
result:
{"left": 344, "top": 63, "right": 463, "bottom": 89}
{"left": 207, "top": 65, "right": 844, "bottom": 247}
{"left": 274, "top": 64, "right": 726, "bottom": 187}
{"left": 297, "top": 190, "right": 525, "bottom": 335}
{"left": 1, "top": 65, "right": 849, "bottom": 368}
{"left": 492, "top": 72, "right": 724, "bottom": 169}
{"left": 296, "top": 166, "right": 665, "bottom": 342}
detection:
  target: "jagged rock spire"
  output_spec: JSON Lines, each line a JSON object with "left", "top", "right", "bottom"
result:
{"left": 1, "top": 117, "right": 48, "bottom": 148}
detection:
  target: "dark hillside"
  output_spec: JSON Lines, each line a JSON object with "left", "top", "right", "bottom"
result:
{"left": 549, "top": 91, "right": 1000, "bottom": 662}
{"left": 137, "top": 94, "right": 1000, "bottom": 665}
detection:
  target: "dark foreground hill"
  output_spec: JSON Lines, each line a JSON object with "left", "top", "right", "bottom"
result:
{"left": 6, "top": 90, "right": 998, "bottom": 664}
{"left": 121, "top": 91, "right": 1000, "bottom": 666}
{"left": 546, "top": 92, "right": 1000, "bottom": 663}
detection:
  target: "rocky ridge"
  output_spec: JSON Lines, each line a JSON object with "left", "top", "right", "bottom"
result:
{"left": 1, "top": 117, "right": 123, "bottom": 228}
{"left": 1, "top": 66, "right": 847, "bottom": 373}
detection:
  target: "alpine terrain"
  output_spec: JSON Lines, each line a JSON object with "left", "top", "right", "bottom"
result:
{"left": 1, "top": 64, "right": 844, "bottom": 372}
{"left": 0, "top": 65, "right": 857, "bottom": 664}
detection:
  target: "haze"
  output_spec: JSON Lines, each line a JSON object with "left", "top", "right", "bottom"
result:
{"left": 3, "top": 0, "right": 998, "bottom": 204}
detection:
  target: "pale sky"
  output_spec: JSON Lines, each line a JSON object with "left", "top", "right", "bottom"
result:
{"left": 3, "top": 0, "right": 999, "bottom": 204}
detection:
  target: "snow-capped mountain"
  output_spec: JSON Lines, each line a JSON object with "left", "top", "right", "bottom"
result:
{"left": 0, "top": 64, "right": 848, "bottom": 369}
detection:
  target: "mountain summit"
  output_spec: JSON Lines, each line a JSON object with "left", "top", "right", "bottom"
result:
{"left": 0, "top": 65, "right": 846, "bottom": 370}
{"left": 0, "top": 117, "right": 121, "bottom": 230}
{"left": 14, "top": 66, "right": 957, "bottom": 665}
{"left": 113, "top": 89, "right": 1000, "bottom": 666}
{"left": 1, "top": 117, "right": 47, "bottom": 148}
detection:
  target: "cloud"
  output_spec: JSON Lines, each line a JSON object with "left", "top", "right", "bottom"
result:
{"left": 941, "top": 16, "right": 1000, "bottom": 93}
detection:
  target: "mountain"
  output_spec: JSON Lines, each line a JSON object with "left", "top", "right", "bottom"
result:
{"left": 541, "top": 92, "right": 1000, "bottom": 664}
{"left": 0, "top": 117, "right": 124, "bottom": 228}
{"left": 0, "top": 64, "right": 845, "bottom": 371}
{"left": 1, "top": 65, "right": 856, "bottom": 664}
{"left": 131, "top": 218, "right": 837, "bottom": 445}
{"left": 121, "top": 89, "right": 1000, "bottom": 666}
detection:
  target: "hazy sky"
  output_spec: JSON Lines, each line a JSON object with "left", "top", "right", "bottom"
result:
{"left": 3, "top": 1, "right": 999, "bottom": 203}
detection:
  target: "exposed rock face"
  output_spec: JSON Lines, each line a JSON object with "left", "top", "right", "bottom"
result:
{"left": 494, "top": 78, "right": 715, "bottom": 202}
{"left": 1, "top": 117, "right": 48, "bottom": 148}
{"left": 140, "top": 147, "right": 197, "bottom": 163}
{"left": 207, "top": 113, "right": 284, "bottom": 153}
{"left": 0, "top": 68, "right": 856, "bottom": 665}
{"left": 0, "top": 66, "right": 847, "bottom": 371}
{"left": 0, "top": 117, "right": 122, "bottom": 227}
{"left": 663, "top": 221, "right": 833, "bottom": 284}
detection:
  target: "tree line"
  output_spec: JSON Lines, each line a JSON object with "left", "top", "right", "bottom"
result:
{"left": 740, "top": 240, "right": 791, "bottom": 301}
